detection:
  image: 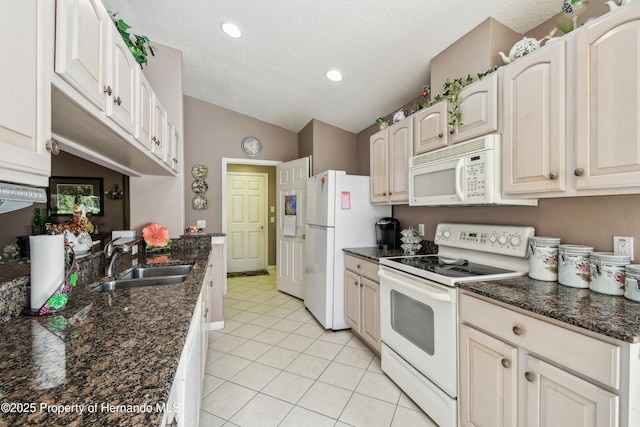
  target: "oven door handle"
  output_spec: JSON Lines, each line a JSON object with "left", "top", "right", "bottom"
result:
{"left": 379, "top": 269, "right": 454, "bottom": 303}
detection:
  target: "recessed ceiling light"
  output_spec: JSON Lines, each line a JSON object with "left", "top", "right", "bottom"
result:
{"left": 326, "top": 69, "right": 343, "bottom": 82}
{"left": 221, "top": 22, "right": 242, "bottom": 38}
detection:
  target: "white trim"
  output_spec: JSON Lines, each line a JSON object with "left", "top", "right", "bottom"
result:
{"left": 206, "top": 321, "right": 225, "bottom": 331}
{"left": 221, "top": 157, "right": 281, "bottom": 275}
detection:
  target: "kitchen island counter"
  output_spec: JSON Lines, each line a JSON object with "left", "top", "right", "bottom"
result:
{"left": 459, "top": 277, "right": 640, "bottom": 344}
{"left": 0, "top": 248, "right": 210, "bottom": 426}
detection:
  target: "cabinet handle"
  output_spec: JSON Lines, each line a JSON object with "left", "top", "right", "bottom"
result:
{"left": 356, "top": 264, "right": 360, "bottom": 269}
{"left": 203, "top": 308, "right": 209, "bottom": 318}
{"left": 360, "top": 283, "right": 363, "bottom": 288}
{"left": 548, "top": 172, "right": 558, "bottom": 180}
{"left": 173, "top": 158, "right": 178, "bottom": 163}
{"left": 209, "top": 280, "right": 213, "bottom": 287}
{"left": 574, "top": 168, "right": 584, "bottom": 177}
{"left": 114, "top": 96, "right": 122, "bottom": 106}
{"left": 438, "top": 132, "right": 443, "bottom": 138}
{"left": 524, "top": 371, "right": 535, "bottom": 382}
{"left": 449, "top": 128, "right": 455, "bottom": 135}
{"left": 103, "top": 85, "right": 112, "bottom": 96}
{"left": 501, "top": 358, "right": 511, "bottom": 369}
{"left": 512, "top": 325, "right": 522, "bottom": 335}
{"left": 383, "top": 192, "right": 387, "bottom": 196}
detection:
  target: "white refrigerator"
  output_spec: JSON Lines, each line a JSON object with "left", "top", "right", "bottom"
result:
{"left": 304, "top": 170, "right": 391, "bottom": 330}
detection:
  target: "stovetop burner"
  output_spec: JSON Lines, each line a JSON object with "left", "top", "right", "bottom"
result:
{"left": 389, "top": 255, "right": 515, "bottom": 278}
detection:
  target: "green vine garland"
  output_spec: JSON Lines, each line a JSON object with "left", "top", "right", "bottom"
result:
{"left": 110, "top": 12, "right": 156, "bottom": 68}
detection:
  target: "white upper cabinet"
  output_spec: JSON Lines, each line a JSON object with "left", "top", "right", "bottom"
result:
{"left": 135, "top": 69, "right": 154, "bottom": 151}
{"left": 0, "top": 0, "right": 53, "bottom": 187}
{"left": 575, "top": 4, "right": 640, "bottom": 191}
{"left": 152, "top": 96, "right": 167, "bottom": 163}
{"left": 502, "top": 40, "right": 566, "bottom": 195}
{"left": 55, "top": 0, "right": 108, "bottom": 111}
{"left": 370, "top": 118, "right": 413, "bottom": 204}
{"left": 107, "top": 30, "right": 137, "bottom": 134}
{"left": 413, "top": 101, "right": 448, "bottom": 155}
{"left": 451, "top": 73, "right": 499, "bottom": 144}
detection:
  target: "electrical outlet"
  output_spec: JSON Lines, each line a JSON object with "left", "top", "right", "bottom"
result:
{"left": 418, "top": 224, "right": 425, "bottom": 236}
{"left": 614, "top": 236, "right": 634, "bottom": 260}
{"left": 197, "top": 220, "right": 206, "bottom": 229}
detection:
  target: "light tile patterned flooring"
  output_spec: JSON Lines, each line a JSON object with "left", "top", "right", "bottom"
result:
{"left": 200, "top": 272, "right": 437, "bottom": 427}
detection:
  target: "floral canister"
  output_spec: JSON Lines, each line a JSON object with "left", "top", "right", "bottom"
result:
{"left": 558, "top": 244, "right": 593, "bottom": 288}
{"left": 589, "top": 252, "right": 630, "bottom": 295}
{"left": 528, "top": 236, "right": 561, "bottom": 281}
{"left": 624, "top": 264, "right": 640, "bottom": 302}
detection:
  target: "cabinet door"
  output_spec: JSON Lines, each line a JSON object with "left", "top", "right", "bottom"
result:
{"left": 370, "top": 131, "right": 389, "bottom": 203}
{"left": 107, "top": 33, "right": 137, "bottom": 134}
{"left": 0, "top": 0, "right": 51, "bottom": 187}
{"left": 388, "top": 118, "right": 413, "bottom": 204}
{"left": 413, "top": 102, "right": 448, "bottom": 155}
{"left": 452, "top": 73, "right": 498, "bottom": 144}
{"left": 360, "top": 277, "right": 381, "bottom": 354}
{"left": 55, "top": 0, "right": 109, "bottom": 110}
{"left": 502, "top": 41, "right": 566, "bottom": 195}
{"left": 151, "top": 97, "right": 167, "bottom": 162}
{"left": 344, "top": 270, "right": 361, "bottom": 332}
{"left": 575, "top": 8, "right": 640, "bottom": 190}
{"left": 170, "top": 125, "right": 181, "bottom": 172}
{"left": 459, "top": 324, "right": 518, "bottom": 427}
{"left": 525, "top": 355, "right": 618, "bottom": 427}
{"left": 135, "top": 70, "right": 154, "bottom": 150}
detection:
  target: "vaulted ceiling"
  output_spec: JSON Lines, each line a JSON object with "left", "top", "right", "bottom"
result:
{"left": 102, "top": 0, "right": 563, "bottom": 133}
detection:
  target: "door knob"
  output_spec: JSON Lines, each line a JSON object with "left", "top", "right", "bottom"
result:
{"left": 259, "top": 225, "right": 264, "bottom": 230}
{"left": 512, "top": 325, "right": 523, "bottom": 336}
{"left": 103, "top": 85, "right": 112, "bottom": 96}
{"left": 524, "top": 371, "right": 535, "bottom": 382}
{"left": 548, "top": 172, "right": 558, "bottom": 180}
{"left": 501, "top": 358, "right": 511, "bottom": 368}
{"left": 574, "top": 168, "right": 584, "bottom": 176}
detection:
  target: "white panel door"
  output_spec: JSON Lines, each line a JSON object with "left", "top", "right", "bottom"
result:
{"left": 227, "top": 172, "right": 267, "bottom": 272}
{"left": 276, "top": 157, "right": 310, "bottom": 299}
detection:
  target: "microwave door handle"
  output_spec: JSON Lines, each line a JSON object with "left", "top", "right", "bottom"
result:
{"left": 455, "top": 159, "right": 465, "bottom": 201}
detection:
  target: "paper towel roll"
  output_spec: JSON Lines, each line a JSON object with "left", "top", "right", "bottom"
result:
{"left": 30, "top": 234, "right": 65, "bottom": 311}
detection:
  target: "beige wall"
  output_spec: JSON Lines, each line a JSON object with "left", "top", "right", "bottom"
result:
{"left": 227, "top": 164, "right": 277, "bottom": 266}
{"left": 298, "top": 119, "right": 358, "bottom": 175}
{"left": 183, "top": 96, "right": 299, "bottom": 231}
{"left": 129, "top": 43, "right": 185, "bottom": 238}
{"left": 0, "top": 152, "right": 126, "bottom": 251}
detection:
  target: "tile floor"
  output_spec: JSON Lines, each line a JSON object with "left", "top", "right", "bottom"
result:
{"left": 199, "top": 272, "right": 437, "bottom": 427}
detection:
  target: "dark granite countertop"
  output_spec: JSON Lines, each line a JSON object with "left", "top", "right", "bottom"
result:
{"left": 0, "top": 249, "right": 210, "bottom": 426}
{"left": 459, "top": 277, "right": 640, "bottom": 344}
{"left": 343, "top": 242, "right": 438, "bottom": 262}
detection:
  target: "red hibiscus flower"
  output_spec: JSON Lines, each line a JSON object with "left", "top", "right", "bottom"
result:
{"left": 142, "top": 223, "right": 170, "bottom": 247}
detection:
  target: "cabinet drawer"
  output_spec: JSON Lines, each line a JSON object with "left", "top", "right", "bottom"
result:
{"left": 460, "top": 293, "right": 620, "bottom": 389}
{"left": 345, "top": 255, "right": 379, "bottom": 281}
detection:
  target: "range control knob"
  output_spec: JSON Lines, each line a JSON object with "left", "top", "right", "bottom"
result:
{"left": 498, "top": 235, "right": 508, "bottom": 245}
{"left": 510, "top": 235, "right": 521, "bottom": 247}
{"left": 443, "top": 230, "right": 451, "bottom": 239}
{"left": 489, "top": 234, "right": 498, "bottom": 243}
{"left": 436, "top": 229, "right": 443, "bottom": 238}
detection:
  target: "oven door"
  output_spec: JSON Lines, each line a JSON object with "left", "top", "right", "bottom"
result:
{"left": 409, "top": 156, "right": 465, "bottom": 206}
{"left": 379, "top": 266, "right": 458, "bottom": 397}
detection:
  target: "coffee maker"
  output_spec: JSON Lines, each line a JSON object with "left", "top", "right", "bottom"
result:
{"left": 375, "top": 217, "right": 400, "bottom": 250}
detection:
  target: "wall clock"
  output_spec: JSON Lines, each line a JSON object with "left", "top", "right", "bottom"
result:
{"left": 241, "top": 136, "right": 262, "bottom": 157}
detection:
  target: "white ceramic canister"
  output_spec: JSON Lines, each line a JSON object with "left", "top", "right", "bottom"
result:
{"left": 558, "top": 244, "right": 594, "bottom": 288}
{"left": 528, "top": 236, "right": 561, "bottom": 281}
{"left": 589, "top": 252, "right": 630, "bottom": 296}
{"left": 624, "top": 264, "right": 640, "bottom": 302}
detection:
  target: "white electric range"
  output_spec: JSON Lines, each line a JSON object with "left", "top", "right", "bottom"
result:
{"left": 378, "top": 223, "right": 535, "bottom": 427}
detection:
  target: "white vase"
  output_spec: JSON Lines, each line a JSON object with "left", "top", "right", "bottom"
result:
{"left": 63, "top": 230, "right": 92, "bottom": 253}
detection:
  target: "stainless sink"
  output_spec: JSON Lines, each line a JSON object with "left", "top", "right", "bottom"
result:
{"left": 93, "top": 264, "right": 194, "bottom": 292}
{"left": 119, "top": 264, "right": 193, "bottom": 279}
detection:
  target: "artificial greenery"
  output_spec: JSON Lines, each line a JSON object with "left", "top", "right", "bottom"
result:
{"left": 110, "top": 12, "right": 155, "bottom": 68}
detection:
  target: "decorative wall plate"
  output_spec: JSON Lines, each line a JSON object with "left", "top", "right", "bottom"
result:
{"left": 191, "top": 179, "right": 208, "bottom": 194}
{"left": 192, "top": 195, "right": 208, "bottom": 210}
{"left": 191, "top": 164, "right": 208, "bottom": 180}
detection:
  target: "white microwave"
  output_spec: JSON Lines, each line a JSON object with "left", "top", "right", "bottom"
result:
{"left": 408, "top": 134, "right": 537, "bottom": 206}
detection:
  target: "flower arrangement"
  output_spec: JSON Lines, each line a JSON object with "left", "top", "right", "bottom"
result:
{"left": 46, "top": 212, "right": 90, "bottom": 235}
{"left": 143, "top": 223, "right": 172, "bottom": 251}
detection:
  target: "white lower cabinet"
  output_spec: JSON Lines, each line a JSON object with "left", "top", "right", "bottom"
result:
{"left": 161, "top": 292, "right": 203, "bottom": 427}
{"left": 344, "top": 254, "right": 381, "bottom": 354}
{"left": 458, "top": 292, "right": 637, "bottom": 427}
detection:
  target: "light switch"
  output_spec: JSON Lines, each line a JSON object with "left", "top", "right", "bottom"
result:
{"left": 197, "top": 220, "right": 206, "bottom": 228}
{"left": 270, "top": 206, "right": 275, "bottom": 213}
{"left": 271, "top": 216, "right": 275, "bottom": 223}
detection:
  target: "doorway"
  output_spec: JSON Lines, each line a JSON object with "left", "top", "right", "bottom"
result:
{"left": 222, "top": 158, "right": 279, "bottom": 275}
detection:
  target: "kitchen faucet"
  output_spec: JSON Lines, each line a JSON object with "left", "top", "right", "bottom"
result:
{"left": 103, "top": 237, "right": 131, "bottom": 276}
